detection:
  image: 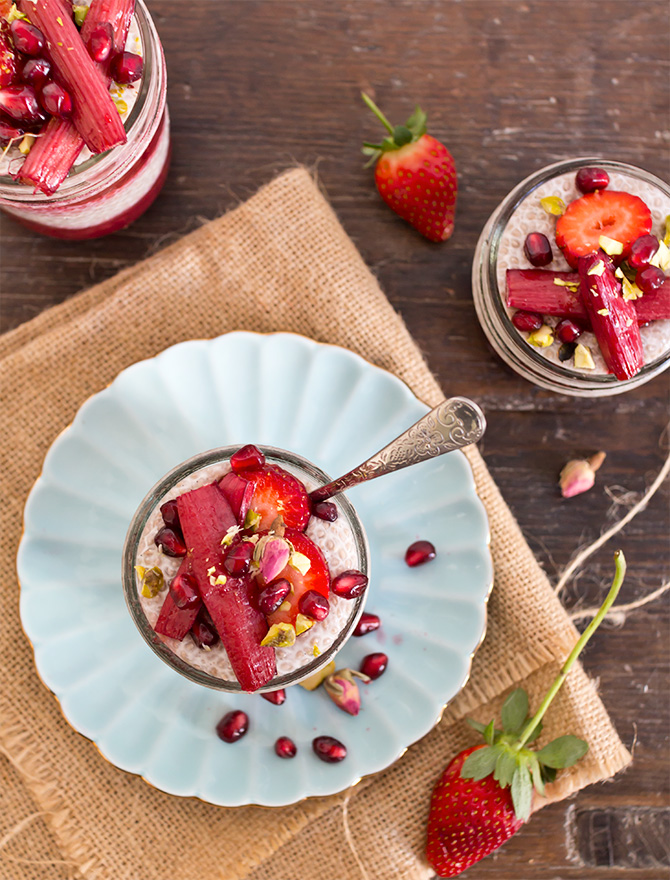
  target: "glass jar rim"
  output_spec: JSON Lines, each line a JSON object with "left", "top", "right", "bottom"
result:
{"left": 472, "top": 157, "right": 670, "bottom": 397}
{"left": 122, "top": 445, "right": 370, "bottom": 693}
{"left": 0, "top": 0, "right": 164, "bottom": 200}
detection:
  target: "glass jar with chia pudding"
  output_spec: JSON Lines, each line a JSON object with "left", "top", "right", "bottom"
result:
{"left": 123, "top": 446, "right": 370, "bottom": 694}
{"left": 472, "top": 158, "right": 670, "bottom": 396}
{"left": 0, "top": 0, "right": 169, "bottom": 239}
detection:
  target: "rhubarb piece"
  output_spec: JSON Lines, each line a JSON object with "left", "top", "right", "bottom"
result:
{"left": 177, "top": 483, "right": 276, "bottom": 692}
{"left": 578, "top": 252, "right": 644, "bottom": 380}
{"left": 154, "top": 559, "right": 201, "bottom": 641}
{"left": 18, "top": 0, "right": 134, "bottom": 193}
{"left": 219, "top": 471, "right": 254, "bottom": 522}
{"left": 506, "top": 269, "right": 670, "bottom": 324}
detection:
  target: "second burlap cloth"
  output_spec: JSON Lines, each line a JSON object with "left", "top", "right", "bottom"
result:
{"left": 0, "top": 168, "right": 630, "bottom": 880}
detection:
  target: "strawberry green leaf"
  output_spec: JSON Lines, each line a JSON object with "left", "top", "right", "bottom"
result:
{"left": 511, "top": 763, "right": 533, "bottom": 822}
{"left": 528, "top": 754, "right": 545, "bottom": 797}
{"left": 406, "top": 105, "right": 427, "bottom": 138}
{"left": 392, "top": 124, "right": 412, "bottom": 147}
{"left": 493, "top": 749, "right": 517, "bottom": 789}
{"left": 466, "top": 718, "right": 487, "bottom": 734}
{"left": 501, "top": 688, "right": 529, "bottom": 733}
{"left": 536, "top": 735, "right": 589, "bottom": 769}
{"left": 483, "top": 719, "right": 496, "bottom": 745}
{"left": 461, "top": 745, "right": 498, "bottom": 781}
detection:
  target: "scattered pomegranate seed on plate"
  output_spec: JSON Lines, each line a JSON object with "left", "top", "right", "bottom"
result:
{"left": 353, "top": 612, "right": 381, "bottom": 637}
{"left": 360, "top": 652, "right": 388, "bottom": 680}
{"left": 275, "top": 736, "right": 297, "bottom": 758}
{"left": 405, "top": 540, "right": 436, "bottom": 567}
{"left": 216, "top": 710, "right": 249, "bottom": 743}
{"left": 261, "top": 689, "right": 286, "bottom": 706}
{"left": 312, "top": 735, "right": 347, "bottom": 763}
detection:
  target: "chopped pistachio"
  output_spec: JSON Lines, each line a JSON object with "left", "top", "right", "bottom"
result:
{"left": 18, "top": 135, "right": 35, "bottom": 156}
{"left": 212, "top": 574, "right": 227, "bottom": 585}
{"left": 312, "top": 643, "right": 321, "bottom": 657}
{"left": 597, "top": 308, "right": 610, "bottom": 316}
{"left": 598, "top": 235, "right": 623, "bottom": 256}
{"left": 527, "top": 324, "right": 554, "bottom": 347}
{"left": 295, "top": 613, "right": 314, "bottom": 635}
{"left": 540, "top": 195, "right": 566, "bottom": 216}
{"left": 278, "top": 600, "right": 292, "bottom": 613}
{"left": 574, "top": 343, "right": 595, "bottom": 370}
{"left": 72, "top": 4, "right": 88, "bottom": 27}
{"left": 650, "top": 239, "right": 670, "bottom": 273}
{"left": 136, "top": 565, "right": 164, "bottom": 598}
{"left": 207, "top": 566, "right": 216, "bottom": 576}
{"left": 7, "top": 4, "right": 29, "bottom": 22}
{"left": 113, "top": 97, "right": 128, "bottom": 115}
{"left": 221, "top": 525, "right": 241, "bottom": 547}
{"left": 261, "top": 622, "right": 296, "bottom": 648}
{"left": 621, "top": 275, "right": 643, "bottom": 301}
{"left": 244, "top": 509, "right": 261, "bottom": 531}
{"left": 299, "top": 660, "right": 335, "bottom": 690}
{"left": 664, "top": 215, "right": 670, "bottom": 247}
{"left": 553, "top": 278, "right": 580, "bottom": 291}
{"left": 289, "top": 551, "right": 311, "bottom": 575}
{"left": 587, "top": 260, "right": 605, "bottom": 276}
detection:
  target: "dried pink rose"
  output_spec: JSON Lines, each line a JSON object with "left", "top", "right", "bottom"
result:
{"left": 559, "top": 451, "right": 606, "bottom": 498}
{"left": 323, "top": 668, "right": 371, "bottom": 716}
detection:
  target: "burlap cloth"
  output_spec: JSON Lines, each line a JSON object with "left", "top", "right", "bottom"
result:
{"left": 0, "top": 168, "right": 631, "bottom": 880}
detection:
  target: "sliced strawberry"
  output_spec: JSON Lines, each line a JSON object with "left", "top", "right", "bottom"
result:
{"left": 266, "top": 528, "right": 330, "bottom": 628}
{"left": 243, "top": 464, "right": 311, "bottom": 531}
{"left": 555, "top": 190, "right": 652, "bottom": 268}
{"left": 154, "top": 558, "right": 200, "bottom": 641}
{"left": 0, "top": 23, "right": 18, "bottom": 88}
{"left": 177, "top": 482, "right": 275, "bottom": 691}
{"left": 219, "top": 471, "right": 254, "bottom": 523}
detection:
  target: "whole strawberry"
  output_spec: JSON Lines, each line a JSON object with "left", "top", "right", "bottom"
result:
{"left": 361, "top": 93, "right": 457, "bottom": 243}
{"left": 426, "top": 550, "right": 627, "bottom": 877}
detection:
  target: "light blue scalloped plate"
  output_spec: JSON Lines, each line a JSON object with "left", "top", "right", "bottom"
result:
{"left": 18, "top": 332, "right": 492, "bottom": 807}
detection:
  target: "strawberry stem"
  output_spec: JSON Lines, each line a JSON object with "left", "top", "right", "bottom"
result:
{"left": 516, "top": 550, "right": 626, "bottom": 750}
{"left": 361, "top": 92, "right": 394, "bottom": 134}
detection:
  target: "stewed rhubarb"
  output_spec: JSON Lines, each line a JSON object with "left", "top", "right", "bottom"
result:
{"left": 154, "top": 558, "right": 201, "bottom": 640}
{"left": 17, "top": 0, "right": 126, "bottom": 154}
{"left": 577, "top": 252, "right": 644, "bottom": 380}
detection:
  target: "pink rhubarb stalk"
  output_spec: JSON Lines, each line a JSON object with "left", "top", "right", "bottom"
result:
{"left": 154, "top": 559, "right": 201, "bottom": 641}
{"left": 578, "top": 252, "right": 644, "bottom": 380}
{"left": 506, "top": 268, "right": 670, "bottom": 325}
{"left": 18, "top": 0, "right": 132, "bottom": 192}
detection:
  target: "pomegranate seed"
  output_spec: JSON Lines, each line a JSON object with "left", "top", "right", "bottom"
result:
{"left": 111, "top": 50, "right": 143, "bottom": 84}
{"left": 0, "top": 30, "right": 18, "bottom": 88}
{"left": 298, "top": 589, "right": 330, "bottom": 621}
{"left": 0, "top": 84, "right": 44, "bottom": 124}
{"left": 190, "top": 617, "right": 219, "bottom": 649}
{"left": 169, "top": 572, "right": 200, "bottom": 610}
{"left": 523, "top": 232, "right": 553, "bottom": 267}
{"left": 216, "top": 710, "right": 249, "bottom": 743}
{"left": 575, "top": 166, "right": 610, "bottom": 193}
{"left": 10, "top": 20, "right": 45, "bottom": 57}
{"left": 360, "top": 652, "right": 388, "bottom": 680}
{"left": 39, "top": 82, "right": 73, "bottom": 119}
{"left": 558, "top": 342, "right": 577, "bottom": 362}
{"left": 636, "top": 266, "right": 666, "bottom": 295}
{"left": 312, "top": 501, "right": 338, "bottom": 522}
{"left": 0, "top": 119, "right": 24, "bottom": 141}
{"left": 511, "top": 310, "right": 543, "bottom": 333}
{"left": 87, "top": 23, "right": 114, "bottom": 63}
{"left": 405, "top": 540, "right": 436, "bottom": 567}
{"left": 21, "top": 57, "right": 50, "bottom": 90}
{"left": 555, "top": 318, "right": 583, "bottom": 343}
{"left": 628, "top": 234, "right": 660, "bottom": 270}
{"left": 312, "top": 735, "right": 347, "bottom": 763}
{"left": 261, "top": 688, "right": 286, "bottom": 705}
{"left": 353, "top": 612, "right": 381, "bottom": 637}
{"left": 160, "top": 499, "right": 181, "bottom": 530}
{"left": 154, "top": 526, "right": 187, "bottom": 557}
{"left": 275, "top": 736, "right": 297, "bottom": 758}
{"left": 257, "top": 578, "right": 291, "bottom": 616}
{"left": 331, "top": 570, "right": 368, "bottom": 599}
{"left": 230, "top": 444, "right": 265, "bottom": 473}
{"left": 224, "top": 540, "right": 254, "bottom": 576}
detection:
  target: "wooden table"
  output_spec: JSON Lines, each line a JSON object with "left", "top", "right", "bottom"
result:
{"left": 1, "top": 1, "right": 668, "bottom": 876}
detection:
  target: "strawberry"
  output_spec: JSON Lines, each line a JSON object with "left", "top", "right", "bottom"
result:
{"left": 555, "top": 190, "right": 652, "bottom": 268}
{"left": 242, "top": 464, "right": 311, "bottom": 531}
{"left": 0, "top": 22, "right": 18, "bottom": 89}
{"left": 426, "top": 551, "right": 627, "bottom": 877}
{"left": 361, "top": 93, "right": 457, "bottom": 243}
{"left": 265, "top": 527, "right": 330, "bottom": 628}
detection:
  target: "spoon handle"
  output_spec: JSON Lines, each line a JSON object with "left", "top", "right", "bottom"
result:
{"left": 310, "top": 397, "right": 486, "bottom": 503}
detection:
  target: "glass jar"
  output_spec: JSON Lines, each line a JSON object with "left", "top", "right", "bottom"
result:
{"left": 0, "top": 0, "right": 169, "bottom": 239}
{"left": 472, "top": 158, "right": 670, "bottom": 396}
{"left": 122, "top": 446, "right": 370, "bottom": 693}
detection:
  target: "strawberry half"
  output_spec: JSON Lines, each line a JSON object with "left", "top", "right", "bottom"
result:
{"left": 362, "top": 93, "right": 457, "bottom": 243}
{"left": 242, "top": 464, "right": 311, "bottom": 531}
{"left": 426, "top": 745, "right": 523, "bottom": 877}
{"left": 555, "top": 190, "right": 652, "bottom": 268}
{"left": 266, "top": 528, "right": 329, "bottom": 628}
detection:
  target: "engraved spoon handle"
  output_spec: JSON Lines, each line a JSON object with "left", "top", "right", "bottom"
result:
{"left": 309, "top": 397, "right": 486, "bottom": 503}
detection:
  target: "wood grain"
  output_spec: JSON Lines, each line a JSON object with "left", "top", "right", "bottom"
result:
{"left": 1, "top": 1, "right": 668, "bottom": 877}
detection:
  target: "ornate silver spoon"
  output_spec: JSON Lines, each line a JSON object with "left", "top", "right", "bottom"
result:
{"left": 309, "top": 396, "right": 486, "bottom": 503}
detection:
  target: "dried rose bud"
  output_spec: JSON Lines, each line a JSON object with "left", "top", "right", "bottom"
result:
{"left": 559, "top": 451, "right": 606, "bottom": 498}
{"left": 255, "top": 535, "right": 290, "bottom": 583}
{"left": 323, "top": 668, "right": 371, "bottom": 716}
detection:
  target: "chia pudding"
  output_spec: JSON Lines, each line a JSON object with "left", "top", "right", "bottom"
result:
{"left": 124, "top": 446, "right": 369, "bottom": 692}
{"left": 498, "top": 168, "right": 670, "bottom": 373}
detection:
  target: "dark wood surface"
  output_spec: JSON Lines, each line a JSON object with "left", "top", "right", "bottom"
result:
{"left": 1, "top": 1, "right": 668, "bottom": 877}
